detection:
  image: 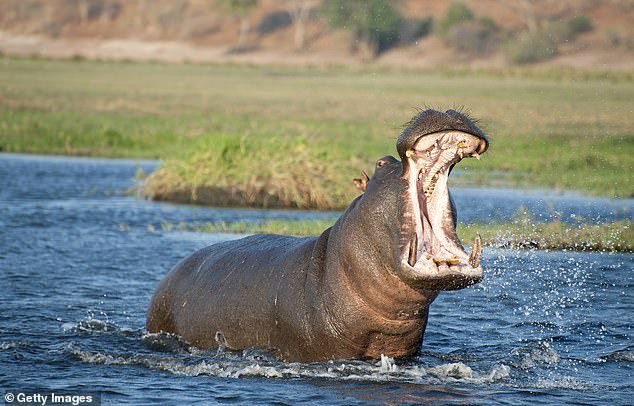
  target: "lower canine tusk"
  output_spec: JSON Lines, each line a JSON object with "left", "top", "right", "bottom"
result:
{"left": 468, "top": 234, "right": 482, "bottom": 268}
{"left": 408, "top": 234, "right": 418, "bottom": 267}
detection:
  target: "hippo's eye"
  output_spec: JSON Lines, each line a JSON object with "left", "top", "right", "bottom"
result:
{"left": 376, "top": 160, "right": 385, "bottom": 168}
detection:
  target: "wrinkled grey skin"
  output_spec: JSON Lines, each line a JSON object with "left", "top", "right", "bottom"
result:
{"left": 147, "top": 109, "right": 489, "bottom": 362}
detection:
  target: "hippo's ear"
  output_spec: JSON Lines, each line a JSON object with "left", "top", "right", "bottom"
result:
{"left": 353, "top": 171, "right": 370, "bottom": 192}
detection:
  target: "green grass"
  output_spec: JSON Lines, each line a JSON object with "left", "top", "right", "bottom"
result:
{"left": 161, "top": 218, "right": 337, "bottom": 236}
{"left": 160, "top": 218, "right": 632, "bottom": 252}
{"left": 1, "top": 57, "right": 632, "bottom": 208}
{"left": 459, "top": 220, "right": 633, "bottom": 252}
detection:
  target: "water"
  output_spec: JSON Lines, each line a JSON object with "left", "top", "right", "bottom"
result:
{"left": 1, "top": 153, "right": 632, "bottom": 405}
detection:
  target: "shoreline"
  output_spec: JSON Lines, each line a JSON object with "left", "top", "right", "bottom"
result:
{"left": 160, "top": 219, "right": 633, "bottom": 253}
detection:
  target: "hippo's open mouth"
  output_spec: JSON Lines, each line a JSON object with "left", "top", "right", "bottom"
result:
{"left": 400, "top": 130, "right": 488, "bottom": 290}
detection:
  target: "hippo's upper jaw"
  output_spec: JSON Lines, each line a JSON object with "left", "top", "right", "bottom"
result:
{"left": 398, "top": 122, "right": 489, "bottom": 291}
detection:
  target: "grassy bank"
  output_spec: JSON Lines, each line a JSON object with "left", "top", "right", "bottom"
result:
{"left": 1, "top": 58, "right": 632, "bottom": 208}
{"left": 458, "top": 220, "right": 633, "bottom": 252}
{"left": 161, "top": 218, "right": 337, "bottom": 237}
{"left": 161, "top": 218, "right": 633, "bottom": 253}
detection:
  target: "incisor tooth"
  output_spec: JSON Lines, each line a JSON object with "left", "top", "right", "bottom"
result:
{"left": 433, "top": 257, "right": 461, "bottom": 266}
{"left": 446, "top": 258, "right": 461, "bottom": 266}
{"left": 473, "top": 152, "right": 481, "bottom": 160}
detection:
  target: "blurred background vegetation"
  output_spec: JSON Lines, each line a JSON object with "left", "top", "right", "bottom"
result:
{"left": 0, "top": 0, "right": 632, "bottom": 210}
{"left": 1, "top": 0, "right": 632, "bottom": 67}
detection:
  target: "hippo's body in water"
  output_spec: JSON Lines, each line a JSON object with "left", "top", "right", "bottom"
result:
{"left": 147, "top": 109, "right": 489, "bottom": 362}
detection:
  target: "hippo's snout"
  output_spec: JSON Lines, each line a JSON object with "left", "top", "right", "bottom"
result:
{"left": 397, "top": 109, "right": 488, "bottom": 163}
{"left": 396, "top": 109, "right": 489, "bottom": 291}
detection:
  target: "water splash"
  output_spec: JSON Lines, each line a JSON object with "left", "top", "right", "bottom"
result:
{"left": 379, "top": 354, "right": 398, "bottom": 373}
{"left": 510, "top": 342, "right": 560, "bottom": 370}
{"left": 533, "top": 376, "right": 591, "bottom": 390}
{"left": 600, "top": 348, "right": 634, "bottom": 363}
{"left": 0, "top": 341, "right": 27, "bottom": 350}
{"left": 66, "top": 341, "right": 510, "bottom": 385}
{"left": 427, "top": 362, "right": 510, "bottom": 383}
{"left": 61, "top": 314, "right": 138, "bottom": 337}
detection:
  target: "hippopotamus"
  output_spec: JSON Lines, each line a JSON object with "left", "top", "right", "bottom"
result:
{"left": 147, "top": 109, "right": 489, "bottom": 362}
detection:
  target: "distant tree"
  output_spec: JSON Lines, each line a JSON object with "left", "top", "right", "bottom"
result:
{"left": 218, "top": 0, "right": 258, "bottom": 49}
{"left": 518, "top": 0, "right": 538, "bottom": 33}
{"left": 445, "top": 19, "right": 499, "bottom": 54}
{"left": 437, "top": 2, "right": 500, "bottom": 55}
{"left": 499, "top": 0, "right": 593, "bottom": 64}
{"left": 289, "top": 0, "right": 310, "bottom": 51}
{"left": 436, "top": 1, "right": 474, "bottom": 39}
{"left": 321, "top": 0, "right": 403, "bottom": 57}
{"left": 504, "top": 31, "right": 558, "bottom": 63}
{"left": 77, "top": 0, "right": 90, "bottom": 25}
{"left": 74, "top": 0, "right": 107, "bottom": 25}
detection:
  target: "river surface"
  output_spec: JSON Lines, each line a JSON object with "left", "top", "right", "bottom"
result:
{"left": 1, "top": 153, "right": 632, "bottom": 405}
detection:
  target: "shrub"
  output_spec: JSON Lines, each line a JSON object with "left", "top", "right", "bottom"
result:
{"left": 321, "top": 0, "right": 403, "bottom": 56}
{"left": 437, "top": 1, "right": 474, "bottom": 39}
{"left": 604, "top": 29, "right": 622, "bottom": 47}
{"left": 397, "top": 17, "right": 434, "bottom": 44}
{"left": 568, "top": 15, "right": 592, "bottom": 35}
{"left": 503, "top": 14, "right": 592, "bottom": 65}
{"left": 413, "top": 16, "right": 434, "bottom": 39}
{"left": 603, "top": 28, "right": 634, "bottom": 50}
{"left": 445, "top": 18, "right": 500, "bottom": 54}
{"left": 479, "top": 16, "right": 499, "bottom": 33}
{"left": 543, "top": 20, "right": 574, "bottom": 43}
{"left": 540, "top": 16, "right": 592, "bottom": 45}
{"left": 505, "top": 32, "right": 558, "bottom": 64}
{"left": 80, "top": 0, "right": 122, "bottom": 21}
{"left": 257, "top": 10, "right": 292, "bottom": 35}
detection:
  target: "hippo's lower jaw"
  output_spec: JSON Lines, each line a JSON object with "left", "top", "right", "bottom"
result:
{"left": 400, "top": 130, "right": 488, "bottom": 291}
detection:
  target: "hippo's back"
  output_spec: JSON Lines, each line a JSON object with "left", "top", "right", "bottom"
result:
{"left": 146, "top": 233, "right": 317, "bottom": 351}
